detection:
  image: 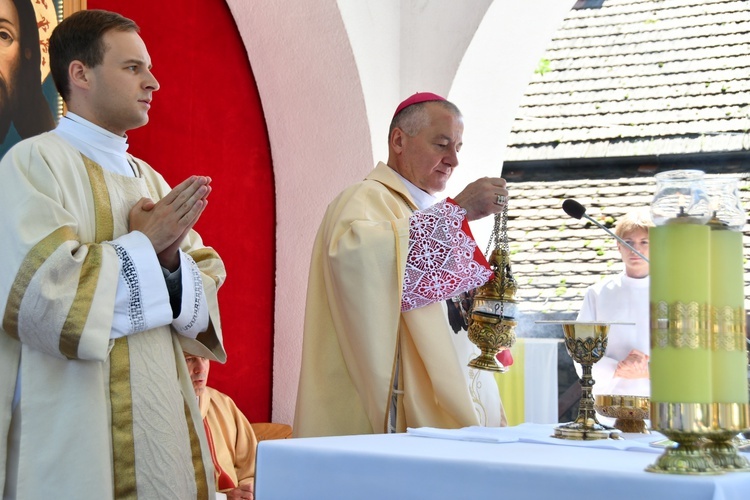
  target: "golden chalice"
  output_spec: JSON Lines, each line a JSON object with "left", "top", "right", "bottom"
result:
{"left": 594, "top": 395, "right": 650, "bottom": 434}
{"left": 538, "top": 321, "right": 623, "bottom": 440}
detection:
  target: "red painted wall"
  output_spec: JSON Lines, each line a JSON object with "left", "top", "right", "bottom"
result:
{"left": 87, "top": 0, "right": 276, "bottom": 422}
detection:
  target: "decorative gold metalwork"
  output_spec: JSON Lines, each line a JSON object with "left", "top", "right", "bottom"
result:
{"left": 711, "top": 306, "right": 746, "bottom": 352}
{"left": 465, "top": 248, "right": 517, "bottom": 372}
{"left": 465, "top": 203, "right": 517, "bottom": 372}
{"left": 466, "top": 312, "right": 516, "bottom": 372}
{"left": 703, "top": 403, "right": 750, "bottom": 471}
{"left": 646, "top": 402, "right": 723, "bottom": 475}
{"left": 553, "top": 322, "right": 618, "bottom": 440}
{"left": 650, "top": 301, "right": 709, "bottom": 349}
{"left": 594, "top": 395, "right": 650, "bottom": 434}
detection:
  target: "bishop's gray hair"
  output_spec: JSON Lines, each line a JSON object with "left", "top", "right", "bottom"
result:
{"left": 388, "top": 100, "right": 461, "bottom": 139}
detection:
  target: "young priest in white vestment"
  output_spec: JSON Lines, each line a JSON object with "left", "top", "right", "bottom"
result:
{"left": 0, "top": 10, "right": 225, "bottom": 499}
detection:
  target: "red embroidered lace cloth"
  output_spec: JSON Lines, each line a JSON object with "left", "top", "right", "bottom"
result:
{"left": 401, "top": 199, "right": 491, "bottom": 312}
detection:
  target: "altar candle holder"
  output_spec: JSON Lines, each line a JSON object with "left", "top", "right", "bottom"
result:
{"left": 647, "top": 170, "right": 721, "bottom": 475}
{"left": 650, "top": 169, "right": 711, "bottom": 226}
{"left": 703, "top": 176, "right": 750, "bottom": 472}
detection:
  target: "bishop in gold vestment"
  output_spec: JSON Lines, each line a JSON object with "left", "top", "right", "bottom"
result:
{"left": 294, "top": 163, "right": 506, "bottom": 437}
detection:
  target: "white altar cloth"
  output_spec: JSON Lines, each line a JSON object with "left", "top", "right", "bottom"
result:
{"left": 255, "top": 423, "right": 750, "bottom": 500}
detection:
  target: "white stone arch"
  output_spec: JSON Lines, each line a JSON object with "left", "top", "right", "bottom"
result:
{"left": 226, "top": 0, "right": 575, "bottom": 424}
{"left": 447, "top": 0, "right": 578, "bottom": 248}
{"left": 226, "top": 0, "right": 374, "bottom": 425}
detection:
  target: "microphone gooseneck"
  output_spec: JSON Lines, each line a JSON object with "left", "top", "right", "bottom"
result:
{"left": 562, "top": 199, "right": 650, "bottom": 263}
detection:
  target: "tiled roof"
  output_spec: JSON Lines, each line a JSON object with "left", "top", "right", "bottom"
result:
{"left": 505, "top": 0, "right": 750, "bottom": 162}
{"left": 506, "top": 173, "right": 750, "bottom": 313}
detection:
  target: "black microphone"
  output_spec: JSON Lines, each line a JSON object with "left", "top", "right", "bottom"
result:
{"left": 562, "top": 199, "right": 649, "bottom": 263}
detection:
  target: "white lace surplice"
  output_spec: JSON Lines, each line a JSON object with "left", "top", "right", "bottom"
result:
{"left": 401, "top": 200, "right": 491, "bottom": 311}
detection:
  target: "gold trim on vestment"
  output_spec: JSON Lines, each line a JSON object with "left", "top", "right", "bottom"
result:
{"left": 60, "top": 157, "right": 116, "bottom": 357}
{"left": 59, "top": 245, "right": 102, "bottom": 358}
{"left": 110, "top": 337, "right": 137, "bottom": 499}
{"left": 184, "top": 400, "right": 209, "bottom": 500}
{"left": 2, "top": 226, "right": 78, "bottom": 340}
{"left": 83, "top": 156, "right": 115, "bottom": 244}
{"left": 85, "top": 155, "right": 140, "bottom": 496}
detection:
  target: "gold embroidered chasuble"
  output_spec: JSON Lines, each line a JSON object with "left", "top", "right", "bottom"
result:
{"left": 0, "top": 133, "right": 225, "bottom": 499}
{"left": 294, "top": 162, "right": 504, "bottom": 438}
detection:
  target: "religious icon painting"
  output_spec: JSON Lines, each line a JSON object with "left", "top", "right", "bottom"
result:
{"left": 0, "top": 0, "right": 84, "bottom": 158}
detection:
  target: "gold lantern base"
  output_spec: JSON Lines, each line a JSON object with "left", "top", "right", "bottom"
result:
{"left": 646, "top": 402, "right": 723, "bottom": 475}
{"left": 646, "top": 434, "right": 723, "bottom": 475}
{"left": 703, "top": 431, "right": 750, "bottom": 471}
{"left": 703, "top": 402, "right": 750, "bottom": 472}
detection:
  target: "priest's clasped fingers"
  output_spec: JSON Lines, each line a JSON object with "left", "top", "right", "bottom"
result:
{"left": 452, "top": 177, "right": 508, "bottom": 221}
{"left": 169, "top": 175, "right": 212, "bottom": 227}
{"left": 129, "top": 175, "right": 212, "bottom": 255}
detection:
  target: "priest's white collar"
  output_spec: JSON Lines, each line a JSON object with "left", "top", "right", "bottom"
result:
{"left": 391, "top": 169, "right": 438, "bottom": 211}
{"left": 54, "top": 112, "right": 134, "bottom": 177}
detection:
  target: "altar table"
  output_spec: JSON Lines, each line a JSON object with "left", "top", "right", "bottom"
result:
{"left": 255, "top": 423, "right": 750, "bottom": 500}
